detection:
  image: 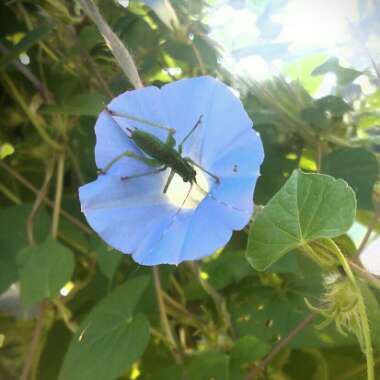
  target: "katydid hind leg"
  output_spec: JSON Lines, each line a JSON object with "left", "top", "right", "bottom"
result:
{"left": 100, "top": 150, "right": 160, "bottom": 174}
{"left": 121, "top": 166, "right": 166, "bottom": 181}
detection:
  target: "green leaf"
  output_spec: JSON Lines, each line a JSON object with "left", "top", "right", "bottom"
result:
{"left": 0, "top": 24, "right": 52, "bottom": 67}
{"left": 246, "top": 170, "right": 356, "bottom": 271}
{"left": 300, "top": 107, "right": 330, "bottom": 130}
{"left": 37, "top": 321, "right": 72, "bottom": 380}
{"left": 202, "top": 232, "right": 252, "bottom": 290}
{"left": 314, "top": 95, "right": 352, "bottom": 118}
{"left": 0, "top": 204, "right": 50, "bottom": 294}
{"left": 186, "top": 351, "right": 229, "bottom": 380}
{"left": 90, "top": 235, "right": 123, "bottom": 280}
{"left": 58, "top": 276, "right": 151, "bottom": 380}
{"left": 254, "top": 145, "right": 300, "bottom": 204}
{"left": 0, "top": 3, "right": 25, "bottom": 38}
{"left": 312, "top": 57, "right": 340, "bottom": 75}
{"left": 358, "top": 111, "right": 380, "bottom": 129}
{"left": 322, "top": 148, "right": 379, "bottom": 210}
{"left": 311, "top": 57, "right": 362, "bottom": 86}
{"left": 284, "top": 53, "right": 328, "bottom": 96}
{"left": 18, "top": 237, "right": 75, "bottom": 309}
{"left": 152, "top": 366, "right": 184, "bottom": 380}
{"left": 0, "top": 143, "right": 15, "bottom": 159}
{"left": 284, "top": 350, "right": 329, "bottom": 380}
{"left": 78, "top": 25, "right": 101, "bottom": 51}
{"left": 266, "top": 250, "right": 300, "bottom": 273}
{"left": 43, "top": 93, "right": 107, "bottom": 116}
{"left": 230, "top": 336, "right": 270, "bottom": 380}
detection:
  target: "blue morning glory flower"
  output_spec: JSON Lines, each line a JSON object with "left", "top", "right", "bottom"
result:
{"left": 79, "top": 76, "right": 264, "bottom": 265}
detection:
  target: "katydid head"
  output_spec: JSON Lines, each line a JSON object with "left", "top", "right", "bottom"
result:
{"left": 183, "top": 165, "right": 197, "bottom": 184}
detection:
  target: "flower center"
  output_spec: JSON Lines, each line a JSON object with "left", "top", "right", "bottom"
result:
{"left": 165, "top": 168, "right": 209, "bottom": 209}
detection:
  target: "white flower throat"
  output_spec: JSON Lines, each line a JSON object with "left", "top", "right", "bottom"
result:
{"left": 165, "top": 167, "right": 209, "bottom": 210}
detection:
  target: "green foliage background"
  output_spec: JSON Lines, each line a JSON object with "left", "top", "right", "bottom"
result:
{"left": 0, "top": 1, "right": 380, "bottom": 380}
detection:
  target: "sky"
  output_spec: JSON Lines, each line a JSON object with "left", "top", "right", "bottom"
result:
{"left": 207, "top": 0, "right": 380, "bottom": 82}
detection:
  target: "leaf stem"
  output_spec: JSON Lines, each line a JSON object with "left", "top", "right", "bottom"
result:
{"left": 191, "top": 43, "right": 206, "bottom": 75}
{"left": 355, "top": 200, "right": 380, "bottom": 259}
{"left": 52, "top": 299, "right": 78, "bottom": 333}
{"left": 20, "top": 301, "right": 47, "bottom": 380}
{"left": 348, "top": 259, "right": 380, "bottom": 290}
{"left": 328, "top": 239, "right": 375, "bottom": 380}
{"left": 0, "top": 71, "right": 61, "bottom": 151}
{"left": 0, "top": 42, "right": 52, "bottom": 101}
{"left": 189, "top": 262, "right": 236, "bottom": 338}
{"left": 27, "top": 161, "right": 55, "bottom": 245}
{"left": 52, "top": 153, "right": 65, "bottom": 239}
{"left": 0, "top": 161, "right": 92, "bottom": 234}
{"left": 245, "top": 311, "right": 317, "bottom": 380}
{"left": 0, "top": 183, "right": 21, "bottom": 204}
{"left": 152, "top": 266, "right": 183, "bottom": 364}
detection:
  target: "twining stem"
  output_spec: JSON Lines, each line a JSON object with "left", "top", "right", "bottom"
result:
{"left": 0, "top": 183, "right": 21, "bottom": 204}
{"left": 0, "top": 42, "right": 52, "bottom": 101}
{"left": 328, "top": 239, "right": 375, "bottom": 380}
{"left": 191, "top": 43, "right": 206, "bottom": 75}
{"left": 355, "top": 200, "right": 380, "bottom": 259}
{"left": 0, "top": 161, "right": 92, "bottom": 234}
{"left": 349, "top": 259, "right": 380, "bottom": 291}
{"left": 52, "top": 154, "right": 65, "bottom": 239}
{"left": 82, "top": 49, "right": 114, "bottom": 98}
{"left": 21, "top": 154, "right": 66, "bottom": 379}
{"left": 152, "top": 267, "right": 183, "bottom": 364}
{"left": 245, "top": 311, "right": 317, "bottom": 380}
{"left": 316, "top": 138, "right": 322, "bottom": 172}
{"left": 53, "top": 299, "right": 78, "bottom": 333}
{"left": 189, "top": 262, "right": 235, "bottom": 338}
{"left": 0, "top": 72, "right": 61, "bottom": 151}
{"left": 162, "top": 292, "right": 203, "bottom": 325}
{"left": 20, "top": 302, "right": 47, "bottom": 380}
{"left": 341, "top": 358, "right": 380, "bottom": 380}
{"left": 27, "top": 161, "right": 55, "bottom": 245}
{"left": 66, "top": 146, "right": 85, "bottom": 185}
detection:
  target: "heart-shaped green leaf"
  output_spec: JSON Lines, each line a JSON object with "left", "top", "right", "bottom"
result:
{"left": 18, "top": 237, "right": 74, "bottom": 309}
{"left": 58, "top": 276, "right": 150, "bottom": 380}
{"left": 246, "top": 170, "right": 356, "bottom": 271}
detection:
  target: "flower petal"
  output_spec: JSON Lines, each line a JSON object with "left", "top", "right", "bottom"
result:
{"left": 94, "top": 111, "right": 147, "bottom": 176}
{"left": 160, "top": 76, "right": 221, "bottom": 161}
{"left": 132, "top": 212, "right": 193, "bottom": 265}
{"left": 107, "top": 86, "right": 170, "bottom": 141}
{"left": 209, "top": 128, "right": 264, "bottom": 178}
{"left": 160, "top": 76, "right": 262, "bottom": 175}
{"left": 79, "top": 175, "right": 174, "bottom": 253}
{"left": 207, "top": 176, "right": 257, "bottom": 227}
{"left": 132, "top": 181, "right": 252, "bottom": 266}
{"left": 81, "top": 76, "right": 265, "bottom": 266}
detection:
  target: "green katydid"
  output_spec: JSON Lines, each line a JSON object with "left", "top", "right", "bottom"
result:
{"left": 100, "top": 107, "right": 249, "bottom": 220}
{"left": 100, "top": 107, "right": 220, "bottom": 195}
